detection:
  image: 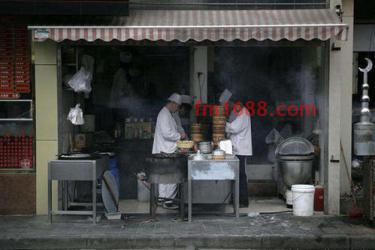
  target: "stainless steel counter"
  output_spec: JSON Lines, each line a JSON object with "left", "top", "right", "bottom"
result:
{"left": 48, "top": 157, "right": 108, "bottom": 224}
{"left": 187, "top": 155, "right": 239, "bottom": 222}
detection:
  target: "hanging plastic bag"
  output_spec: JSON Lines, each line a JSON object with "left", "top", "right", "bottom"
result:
{"left": 67, "top": 104, "right": 85, "bottom": 125}
{"left": 67, "top": 68, "right": 92, "bottom": 93}
{"left": 67, "top": 55, "right": 94, "bottom": 94}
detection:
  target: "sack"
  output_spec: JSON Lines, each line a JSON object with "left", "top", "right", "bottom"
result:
{"left": 67, "top": 104, "right": 85, "bottom": 125}
{"left": 67, "top": 68, "right": 92, "bottom": 93}
{"left": 67, "top": 55, "right": 94, "bottom": 93}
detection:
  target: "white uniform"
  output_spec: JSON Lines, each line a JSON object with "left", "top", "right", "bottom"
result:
{"left": 152, "top": 107, "right": 181, "bottom": 154}
{"left": 152, "top": 106, "right": 181, "bottom": 198}
{"left": 225, "top": 107, "right": 252, "bottom": 156}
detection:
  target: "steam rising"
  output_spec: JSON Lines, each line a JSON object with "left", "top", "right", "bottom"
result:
{"left": 213, "top": 47, "right": 321, "bottom": 163}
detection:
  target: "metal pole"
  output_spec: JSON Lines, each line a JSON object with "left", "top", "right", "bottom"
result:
{"left": 48, "top": 163, "right": 52, "bottom": 223}
{"left": 92, "top": 163, "right": 97, "bottom": 224}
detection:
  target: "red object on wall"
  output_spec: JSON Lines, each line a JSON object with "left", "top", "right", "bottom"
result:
{"left": 0, "top": 25, "right": 30, "bottom": 97}
{"left": 0, "top": 136, "right": 33, "bottom": 168}
{"left": 314, "top": 185, "right": 324, "bottom": 211}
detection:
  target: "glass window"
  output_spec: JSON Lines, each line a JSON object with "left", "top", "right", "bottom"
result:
{"left": 0, "top": 24, "right": 34, "bottom": 170}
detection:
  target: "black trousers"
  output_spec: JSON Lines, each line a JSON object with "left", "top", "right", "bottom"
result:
{"left": 237, "top": 155, "right": 249, "bottom": 205}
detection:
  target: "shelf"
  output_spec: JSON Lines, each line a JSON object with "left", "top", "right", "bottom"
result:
{"left": 0, "top": 118, "right": 33, "bottom": 121}
{"left": 0, "top": 168, "right": 35, "bottom": 173}
{"left": 0, "top": 99, "right": 32, "bottom": 102}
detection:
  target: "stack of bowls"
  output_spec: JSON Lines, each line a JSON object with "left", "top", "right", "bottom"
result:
{"left": 212, "top": 105, "right": 226, "bottom": 146}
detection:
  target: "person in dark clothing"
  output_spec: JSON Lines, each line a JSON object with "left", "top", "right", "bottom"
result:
{"left": 237, "top": 155, "right": 249, "bottom": 207}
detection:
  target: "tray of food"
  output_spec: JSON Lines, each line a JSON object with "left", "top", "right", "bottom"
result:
{"left": 177, "top": 140, "right": 195, "bottom": 149}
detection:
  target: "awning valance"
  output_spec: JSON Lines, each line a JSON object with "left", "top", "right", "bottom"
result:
{"left": 29, "top": 9, "right": 348, "bottom": 42}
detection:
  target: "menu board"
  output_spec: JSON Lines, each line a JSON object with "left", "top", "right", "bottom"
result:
{"left": 0, "top": 25, "right": 31, "bottom": 99}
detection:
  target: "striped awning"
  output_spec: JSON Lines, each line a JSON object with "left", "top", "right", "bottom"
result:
{"left": 29, "top": 9, "right": 348, "bottom": 42}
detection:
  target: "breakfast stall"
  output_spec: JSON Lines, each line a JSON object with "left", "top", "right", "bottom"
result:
{"left": 29, "top": 8, "right": 349, "bottom": 219}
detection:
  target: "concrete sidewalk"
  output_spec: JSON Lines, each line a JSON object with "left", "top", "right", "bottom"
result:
{"left": 0, "top": 213, "right": 375, "bottom": 249}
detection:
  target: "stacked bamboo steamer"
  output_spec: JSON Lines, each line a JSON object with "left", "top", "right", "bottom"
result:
{"left": 212, "top": 105, "right": 226, "bottom": 146}
{"left": 191, "top": 123, "right": 204, "bottom": 143}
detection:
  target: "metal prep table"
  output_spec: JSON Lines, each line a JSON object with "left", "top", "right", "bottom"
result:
{"left": 187, "top": 155, "right": 239, "bottom": 222}
{"left": 48, "top": 157, "right": 108, "bottom": 224}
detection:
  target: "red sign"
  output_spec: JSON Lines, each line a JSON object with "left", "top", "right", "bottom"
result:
{"left": 0, "top": 25, "right": 30, "bottom": 98}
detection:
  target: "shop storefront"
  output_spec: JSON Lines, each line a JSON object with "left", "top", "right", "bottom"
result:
{"left": 28, "top": 5, "right": 352, "bottom": 216}
{"left": 0, "top": 18, "right": 35, "bottom": 215}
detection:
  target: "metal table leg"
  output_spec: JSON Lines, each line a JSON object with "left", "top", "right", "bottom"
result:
{"left": 63, "top": 181, "right": 68, "bottom": 211}
{"left": 234, "top": 178, "right": 239, "bottom": 218}
{"left": 150, "top": 183, "right": 156, "bottom": 218}
{"left": 179, "top": 183, "right": 185, "bottom": 220}
{"left": 92, "top": 179, "right": 96, "bottom": 224}
{"left": 48, "top": 179, "right": 52, "bottom": 223}
{"left": 188, "top": 178, "right": 192, "bottom": 222}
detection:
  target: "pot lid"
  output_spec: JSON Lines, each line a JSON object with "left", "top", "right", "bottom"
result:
{"left": 277, "top": 154, "right": 315, "bottom": 161}
{"left": 275, "top": 137, "right": 314, "bottom": 156}
{"left": 98, "top": 151, "right": 115, "bottom": 157}
{"left": 150, "top": 152, "right": 186, "bottom": 159}
{"left": 199, "top": 141, "right": 211, "bottom": 145}
{"left": 58, "top": 153, "right": 97, "bottom": 160}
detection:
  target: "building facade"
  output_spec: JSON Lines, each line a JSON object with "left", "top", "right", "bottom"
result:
{"left": 0, "top": 0, "right": 354, "bottom": 216}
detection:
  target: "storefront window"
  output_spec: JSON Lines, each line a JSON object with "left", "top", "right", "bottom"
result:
{"left": 0, "top": 24, "right": 34, "bottom": 170}
{"left": 59, "top": 45, "right": 190, "bottom": 198}
{"left": 58, "top": 42, "right": 328, "bottom": 198}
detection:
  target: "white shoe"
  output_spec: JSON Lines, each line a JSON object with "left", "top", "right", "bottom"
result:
{"left": 162, "top": 201, "right": 178, "bottom": 210}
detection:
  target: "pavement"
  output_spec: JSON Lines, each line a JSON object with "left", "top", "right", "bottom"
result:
{"left": 0, "top": 213, "right": 375, "bottom": 250}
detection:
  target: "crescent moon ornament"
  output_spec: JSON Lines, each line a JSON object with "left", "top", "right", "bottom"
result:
{"left": 359, "top": 58, "right": 373, "bottom": 73}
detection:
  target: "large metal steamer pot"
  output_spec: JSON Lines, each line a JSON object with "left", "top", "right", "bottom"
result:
{"left": 275, "top": 137, "right": 315, "bottom": 188}
{"left": 278, "top": 155, "right": 314, "bottom": 187}
{"left": 354, "top": 120, "right": 375, "bottom": 156}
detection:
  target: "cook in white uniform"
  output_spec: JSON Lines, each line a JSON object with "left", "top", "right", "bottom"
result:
{"left": 152, "top": 93, "right": 186, "bottom": 207}
{"left": 220, "top": 89, "right": 252, "bottom": 207}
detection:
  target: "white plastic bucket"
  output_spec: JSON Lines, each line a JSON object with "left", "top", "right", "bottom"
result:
{"left": 291, "top": 184, "right": 315, "bottom": 216}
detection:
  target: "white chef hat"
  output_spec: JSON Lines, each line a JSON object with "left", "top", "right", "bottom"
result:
{"left": 168, "top": 93, "right": 182, "bottom": 105}
{"left": 219, "top": 89, "right": 232, "bottom": 105}
{"left": 120, "top": 51, "right": 132, "bottom": 63}
{"left": 181, "top": 95, "right": 192, "bottom": 105}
